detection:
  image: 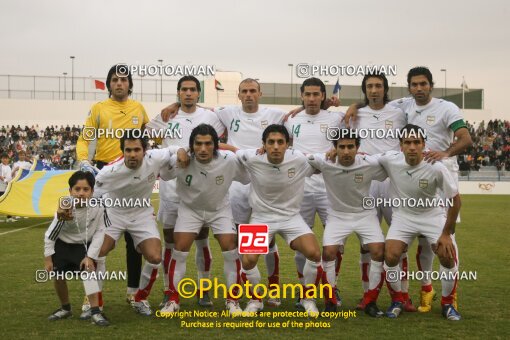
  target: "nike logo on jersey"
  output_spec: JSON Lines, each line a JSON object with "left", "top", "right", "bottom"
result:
{"left": 134, "top": 176, "right": 141, "bottom": 180}
{"left": 272, "top": 166, "right": 280, "bottom": 171}
{"left": 186, "top": 118, "right": 192, "bottom": 123}
{"left": 406, "top": 171, "right": 412, "bottom": 177}
{"left": 200, "top": 171, "right": 207, "bottom": 177}
{"left": 373, "top": 114, "right": 380, "bottom": 120}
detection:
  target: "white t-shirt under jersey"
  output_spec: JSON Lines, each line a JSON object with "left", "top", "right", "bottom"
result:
{"left": 236, "top": 149, "right": 314, "bottom": 221}
{"left": 146, "top": 107, "right": 225, "bottom": 202}
{"left": 378, "top": 152, "right": 458, "bottom": 217}
{"left": 284, "top": 109, "right": 342, "bottom": 192}
{"left": 354, "top": 105, "right": 406, "bottom": 154}
{"left": 216, "top": 105, "right": 286, "bottom": 149}
{"left": 169, "top": 150, "right": 249, "bottom": 212}
{"left": 308, "top": 153, "right": 387, "bottom": 216}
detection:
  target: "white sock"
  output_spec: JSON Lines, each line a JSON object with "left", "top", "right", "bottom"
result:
{"left": 162, "top": 242, "right": 174, "bottom": 290}
{"left": 440, "top": 264, "right": 458, "bottom": 302}
{"left": 294, "top": 251, "right": 306, "bottom": 285}
{"left": 222, "top": 249, "right": 241, "bottom": 287}
{"left": 241, "top": 266, "right": 261, "bottom": 300}
{"left": 368, "top": 260, "right": 384, "bottom": 291}
{"left": 195, "top": 238, "right": 212, "bottom": 282}
{"left": 96, "top": 257, "right": 106, "bottom": 291}
{"left": 303, "top": 259, "right": 322, "bottom": 287}
{"left": 384, "top": 263, "right": 402, "bottom": 294}
{"left": 136, "top": 262, "right": 160, "bottom": 301}
{"left": 417, "top": 237, "right": 434, "bottom": 286}
{"left": 169, "top": 250, "right": 189, "bottom": 295}
{"left": 360, "top": 252, "right": 371, "bottom": 292}
{"left": 322, "top": 260, "right": 336, "bottom": 287}
{"left": 400, "top": 253, "right": 409, "bottom": 294}
{"left": 264, "top": 244, "right": 279, "bottom": 278}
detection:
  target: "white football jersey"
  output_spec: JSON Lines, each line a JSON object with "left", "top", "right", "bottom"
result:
{"left": 94, "top": 146, "right": 179, "bottom": 216}
{"left": 236, "top": 149, "right": 314, "bottom": 221}
{"left": 147, "top": 107, "right": 226, "bottom": 202}
{"left": 170, "top": 150, "right": 249, "bottom": 212}
{"left": 390, "top": 97, "right": 464, "bottom": 153}
{"left": 285, "top": 109, "right": 342, "bottom": 193}
{"left": 308, "top": 153, "right": 387, "bottom": 215}
{"left": 216, "top": 105, "right": 286, "bottom": 149}
{"left": 378, "top": 152, "right": 458, "bottom": 217}
{"left": 354, "top": 105, "right": 406, "bottom": 154}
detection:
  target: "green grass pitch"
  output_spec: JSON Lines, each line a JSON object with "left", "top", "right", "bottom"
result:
{"left": 0, "top": 195, "right": 508, "bottom": 339}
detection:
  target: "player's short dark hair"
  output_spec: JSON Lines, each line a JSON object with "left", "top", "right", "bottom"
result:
{"left": 407, "top": 67, "right": 434, "bottom": 88}
{"left": 239, "top": 78, "right": 260, "bottom": 92}
{"left": 361, "top": 72, "right": 389, "bottom": 106}
{"left": 399, "top": 124, "right": 427, "bottom": 142}
{"left": 177, "top": 76, "right": 201, "bottom": 92}
{"left": 1, "top": 153, "right": 8, "bottom": 159}
{"left": 300, "top": 77, "right": 327, "bottom": 109}
{"left": 262, "top": 124, "right": 289, "bottom": 143}
{"left": 69, "top": 170, "right": 95, "bottom": 189}
{"left": 189, "top": 124, "right": 219, "bottom": 156}
{"left": 120, "top": 129, "right": 148, "bottom": 151}
{"left": 106, "top": 64, "right": 133, "bottom": 97}
{"left": 332, "top": 129, "right": 360, "bottom": 147}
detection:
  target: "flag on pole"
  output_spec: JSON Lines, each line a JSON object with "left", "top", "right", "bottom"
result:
{"left": 332, "top": 79, "right": 341, "bottom": 97}
{"left": 215, "top": 79, "right": 224, "bottom": 91}
{"left": 461, "top": 78, "right": 469, "bottom": 92}
{"left": 93, "top": 80, "right": 106, "bottom": 90}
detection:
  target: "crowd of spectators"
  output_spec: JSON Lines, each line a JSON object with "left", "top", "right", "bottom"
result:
{"left": 0, "top": 124, "right": 80, "bottom": 169}
{"left": 0, "top": 120, "right": 509, "bottom": 173}
{"left": 459, "top": 119, "right": 510, "bottom": 172}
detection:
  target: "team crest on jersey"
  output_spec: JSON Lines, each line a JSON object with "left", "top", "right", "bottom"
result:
{"left": 385, "top": 120, "right": 393, "bottom": 129}
{"left": 426, "top": 116, "right": 435, "bottom": 126}
{"left": 260, "top": 120, "right": 268, "bottom": 129}
{"left": 216, "top": 175, "right": 224, "bottom": 185}
{"left": 148, "top": 173, "right": 155, "bottom": 182}
{"left": 288, "top": 168, "right": 296, "bottom": 178}
{"left": 132, "top": 116, "right": 139, "bottom": 125}
{"left": 419, "top": 179, "right": 428, "bottom": 189}
{"left": 354, "top": 173, "right": 363, "bottom": 183}
{"left": 320, "top": 124, "right": 328, "bottom": 133}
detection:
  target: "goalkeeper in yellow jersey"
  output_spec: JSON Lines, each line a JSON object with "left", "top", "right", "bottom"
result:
{"left": 76, "top": 64, "right": 149, "bottom": 318}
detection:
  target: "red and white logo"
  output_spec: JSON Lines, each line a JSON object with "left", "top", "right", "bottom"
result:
{"left": 238, "top": 224, "right": 269, "bottom": 254}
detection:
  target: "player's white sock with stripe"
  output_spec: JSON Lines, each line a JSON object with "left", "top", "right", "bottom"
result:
{"left": 400, "top": 252, "right": 409, "bottom": 298}
{"left": 241, "top": 266, "right": 261, "bottom": 300}
{"left": 417, "top": 237, "right": 434, "bottom": 289}
{"left": 135, "top": 262, "right": 160, "bottom": 302}
{"left": 162, "top": 242, "right": 174, "bottom": 290}
{"left": 96, "top": 257, "right": 106, "bottom": 307}
{"left": 384, "top": 263, "right": 403, "bottom": 302}
{"left": 195, "top": 238, "right": 212, "bottom": 285}
{"left": 264, "top": 244, "right": 280, "bottom": 285}
{"left": 440, "top": 264, "right": 458, "bottom": 305}
{"left": 223, "top": 249, "right": 241, "bottom": 299}
{"left": 322, "top": 260, "right": 336, "bottom": 288}
{"left": 360, "top": 252, "right": 371, "bottom": 293}
{"left": 294, "top": 251, "right": 307, "bottom": 285}
{"left": 368, "top": 260, "right": 384, "bottom": 291}
{"left": 168, "top": 250, "right": 189, "bottom": 302}
{"left": 303, "top": 260, "right": 323, "bottom": 292}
